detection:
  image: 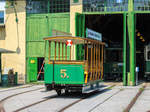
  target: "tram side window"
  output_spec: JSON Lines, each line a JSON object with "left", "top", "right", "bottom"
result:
{"left": 106, "top": 50, "right": 122, "bottom": 62}
{"left": 148, "top": 51, "right": 150, "bottom": 60}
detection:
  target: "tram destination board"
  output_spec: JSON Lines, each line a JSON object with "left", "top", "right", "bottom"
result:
{"left": 86, "top": 28, "right": 102, "bottom": 41}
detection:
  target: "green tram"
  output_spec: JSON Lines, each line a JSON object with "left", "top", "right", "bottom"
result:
{"left": 104, "top": 45, "right": 123, "bottom": 81}
{"left": 144, "top": 44, "right": 150, "bottom": 80}
{"left": 43, "top": 36, "right": 105, "bottom": 95}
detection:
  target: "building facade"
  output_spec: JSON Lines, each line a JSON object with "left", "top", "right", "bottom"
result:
{"left": 0, "top": 0, "right": 149, "bottom": 85}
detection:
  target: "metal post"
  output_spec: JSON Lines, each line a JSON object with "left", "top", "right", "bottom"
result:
{"left": 128, "top": 12, "right": 135, "bottom": 86}
{"left": 123, "top": 13, "right": 127, "bottom": 86}
{"left": 85, "top": 40, "right": 89, "bottom": 83}
{"left": 101, "top": 45, "right": 104, "bottom": 79}
{"left": 93, "top": 44, "right": 95, "bottom": 80}
{"left": 128, "top": 0, "right": 135, "bottom": 86}
{"left": 55, "top": 42, "right": 57, "bottom": 60}
{"left": 58, "top": 42, "right": 60, "bottom": 60}
{"left": 49, "top": 41, "right": 51, "bottom": 62}
{"left": 98, "top": 44, "right": 101, "bottom": 80}
{"left": 62, "top": 43, "right": 64, "bottom": 60}
{"left": 95, "top": 44, "right": 98, "bottom": 80}
{"left": 136, "top": 67, "right": 139, "bottom": 86}
{"left": 70, "top": 46, "right": 72, "bottom": 60}
{"left": 90, "top": 43, "right": 93, "bottom": 81}
{"left": 65, "top": 44, "right": 67, "bottom": 60}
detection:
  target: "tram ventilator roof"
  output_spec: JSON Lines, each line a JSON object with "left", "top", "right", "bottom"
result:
{"left": 44, "top": 36, "right": 105, "bottom": 45}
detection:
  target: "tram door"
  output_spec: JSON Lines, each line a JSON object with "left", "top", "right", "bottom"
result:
{"left": 27, "top": 57, "right": 37, "bottom": 82}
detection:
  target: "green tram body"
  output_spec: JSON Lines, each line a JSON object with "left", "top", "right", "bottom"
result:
{"left": 104, "top": 47, "right": 123, "bottom": 81}
{"left": 43, "top": 36, "right": 105, "bottom": 95}
{"left": 144, "top": 44, "right": 150, "bottom": 80}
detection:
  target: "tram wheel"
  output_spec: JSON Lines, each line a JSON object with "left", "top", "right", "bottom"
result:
{"left": 56, "top": 89, "right": 62, "bottom": 96}
{"left": 65, "top": 90, "right": 69, "bottom": 94}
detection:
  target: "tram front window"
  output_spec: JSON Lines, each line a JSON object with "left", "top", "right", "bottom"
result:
{"left": 148, "top": 51, "right": 150, "bottom": 60}
{"left": 106, "top": 50, "right": 122, "bottom": 62}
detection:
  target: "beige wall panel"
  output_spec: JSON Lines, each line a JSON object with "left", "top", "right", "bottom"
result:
{"left": 1, "top": 0, "right": 26, "bottom": 84}
{"left": 70, "top": 4, "right": 83, "bottom": 60}
{"left": 70, "top": 5, "right": 83, "bottom": 36}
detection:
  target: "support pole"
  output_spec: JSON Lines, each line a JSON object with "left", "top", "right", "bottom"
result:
{"left": 123, "top": 13, "right": 127, "bottom": 86}
{"left": 130, "top": 12, "right": 135, "bottom": 86}
{"left": 55, "top": 42, "right": 57, "bottom": 60}
{"left": 98, "top": 44, "right": 101, "bottom": 80}
{"left": 86, "top": 41, "right": 89, "bottom": 81}
{"left": 95, "top": 44, "right": 98, "bottom": 80}
{"left": 70, "top": 46, "right": 72, "bottom": 60}
{"left": 128, "top": 13, "right": 135, "bottom": 86}
{"left": 62, "top": 43, "right": 64, "bottom": 60}
{"left": 58, "top": 42, "right": 60, "bottom": 60}
{"left": 93, "top": 44, "right": 96, "bottom": 80}
{"left": 90, "top": 43, "right": 93, "bottom": 81}
{"left": 127, "top": 0, "right": 135, "bottom": 86}
{"left": 85, "top": 41, "right": 89, "bottom": 83}
{"left": 101, "top": 45, "right": 104, "bottom": 80}
{"left": 65, "top": 44, "right": 67, "bottom": 60}
{"left": 49, "top": 41, "right": 51, "bottom": 62}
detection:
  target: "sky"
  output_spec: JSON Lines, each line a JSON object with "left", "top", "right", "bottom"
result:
{"left": 0, "top": 1, "right": 5, "bottom": 10}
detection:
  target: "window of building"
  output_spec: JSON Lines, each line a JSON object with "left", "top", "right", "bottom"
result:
{"left": 0, "top": 11, "right": 4, "bottom": 24}
{"left": 134, "top": 0, "right": 150, "bottom": 11}
{"left": 26, "top": 0, "right": 48, "bottom": 14}
{"left": 0, "top": 1, "right": 5, "bottom": 25}
{"left": 49, "top": 0, "right": 70, "bottom": 13}
{"left": 26, "top": 0, "right": 70, "bottom": 14}
{"left": 73, "top": 0, "right": 79, "bottom": 3}
{"left": 83, "top": 0, "right": 128, "bottom": 12}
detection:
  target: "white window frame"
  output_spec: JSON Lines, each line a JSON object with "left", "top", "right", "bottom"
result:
{"left": 0, "top": 1, "right": 5, "bottom": 25}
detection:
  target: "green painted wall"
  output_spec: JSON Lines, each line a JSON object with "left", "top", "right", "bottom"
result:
{"left": 26, "top": 13, "right": 70, "bottom": 82}
{"left": 26, "top": 13, "right": 70, "bottom": 57}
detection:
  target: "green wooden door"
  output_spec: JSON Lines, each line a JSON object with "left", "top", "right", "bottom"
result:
{"left": 75, "top": 13, "right": 85, "bottom": 60}
{"left": 27, "top": 57, "right": 38, "bottom": 82}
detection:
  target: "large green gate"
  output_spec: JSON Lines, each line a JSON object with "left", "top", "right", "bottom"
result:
{"left": 26, "top": 13, "right": 70, "bottom": 82}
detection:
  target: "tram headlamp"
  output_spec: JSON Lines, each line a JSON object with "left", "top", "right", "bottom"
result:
{"left": 137, "top": 32, "right": 141, "bottom": 37}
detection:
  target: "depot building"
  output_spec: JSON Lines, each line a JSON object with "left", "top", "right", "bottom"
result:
{"left": 0, "top": 0, "right": 150, "bottom": 85}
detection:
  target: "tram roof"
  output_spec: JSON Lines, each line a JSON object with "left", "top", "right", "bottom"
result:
{"left": 43, "top": 36, "right": 105, "bottom": 45}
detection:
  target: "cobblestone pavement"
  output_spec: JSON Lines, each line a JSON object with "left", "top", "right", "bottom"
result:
{"left": 1, "top": 83, "right": 150, "bottom": 112}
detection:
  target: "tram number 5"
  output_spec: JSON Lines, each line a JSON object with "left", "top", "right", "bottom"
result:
{"left": 60, "top": 69, "right": 69, "bottom": 79}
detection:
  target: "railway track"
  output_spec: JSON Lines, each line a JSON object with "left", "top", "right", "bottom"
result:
{"left": 0, "top": 85, "right": 34, "bottom": 93}
{"left": 124, "top": 84, "right": 147, "bottom": 112}
{"left": 4, "top": 85, "right": 114, "bottom": 112}
{"left": 58, "top": 85, "right": 121, "bottom": 112}
{"left": 13, "top": 94, "right": 58, "bottom": 112}
{"left": 0, "top": 85, "right": 44, "bottom": 112}
{"left": 3, "top": 84, "right": 148, "bottom": 112}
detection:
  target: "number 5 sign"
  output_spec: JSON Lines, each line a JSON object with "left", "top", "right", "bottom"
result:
{"left": 60, "top": 69, "right": 69, "bottom": 78}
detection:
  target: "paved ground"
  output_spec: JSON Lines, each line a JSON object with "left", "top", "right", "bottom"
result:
{"left": 65, "top": 86, "right": 140, "bottom": 112}
{"left": 130, "top": 86, "right": 150, "bottom": 112}
{"left": 1, "top": 83, "right": 150, "bottom": 112}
